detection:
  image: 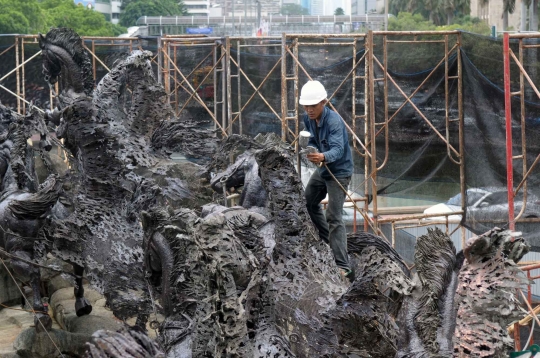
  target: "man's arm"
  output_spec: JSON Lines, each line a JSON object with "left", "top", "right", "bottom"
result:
{"left": 303, "top": 116, "right": 319, "bottom": 149}
{"left": 321, "top": 117, "right": 345, "bottom": 164}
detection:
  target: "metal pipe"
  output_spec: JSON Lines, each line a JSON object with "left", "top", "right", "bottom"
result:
{"left": 364, "top": 35, "right": 369, "bottom": 232}
{"left": 15, "top": 37, "right": 20, "bottom": 114}
{"left": 386, "top": 40, "right": 447, "bottom": 43}
{"left": 520, "top": 262, "right": 540, "bottom": 271}
{"left": 0, "top": 84, "right": 44, "bottom": 113}
{"left": 281, "top": 32, "right": 287, "bottom": 141}
{"left": 285, "top": 33, "right": 367, "bottom": 38}
{"left": 221, "top": 42, "right": 227, "bottom": 137}
{"left": 174, "top": 45, "right": 178, "bottom": 114}
{"left": 503, "top": 33, "right": 515, "bottom": 230}
{"left": 352, "top": 38, "right": 357, "bottom": 155}
{"left": 509, "top": 33, "right": 540, "bottom": 38}
{"left": 0, "top": 44, "right": 15, "bottom": 58}
{"left": 213, "top": 43, "right": 218, "bottom": 135}
{"left": 237, "top": 44, "right": 281, "bottom": 47}
{"left": 378, "top": 34, "right": 389, "bottom": 171}
{"left": 528, "top": 270, "right": 532, "bottom": 304}
{"left": 510, "top": 50, "right": 540, "bottom": 101}
{"left": 157, "top": 37, "right": 162, "bottom": 84}
{"left": 377, "top": 210, "right": 464, "bottom": 223}
{"left": 294, "top": 37, "right": 301, "bottom": 178}
{"left": 514, "top": 39, "right": 529, "bottom": 222}
{"left": 82, "top": 44, "right": 111, "bottom": 72}
{"left": 82, "top": 36, "right": 140, "bottom": 40}
{"left": 368, "top": 31, "right": 379, "bottom": 232}
{"left": 373, "top": 30, "right": 460, "bottom": 35}
{"left": 21, "top": 38, "right": 26, "bottom": 114}
{"left": 445, "top": 35, "right": 450, "bottom": 163}
{"left": 237, "top": 39, "right": 242, "bottom": 135}
{"left": 91, "top": 40, "right": 96, "bottom": 83}
{"left": 287, "top": 42, "right": 360, "bottom": 46}
{"left": 457, "top": 32, "right": 466, "bottom": 247}
{"left": 226, "top": 36, "right": 232, "bottom": 136}
{"left": 165, "top": 41, "right": 171, "bottom": 101}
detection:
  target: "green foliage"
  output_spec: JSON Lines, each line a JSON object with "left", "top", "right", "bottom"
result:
{"left": 437, "top": 19, "right": 491, "bottom": 35}
{"left": 334, "top": 7, "right": 345, "bottom": 15}
{"left": 390, "top": 0, "right": 470, "bottom": 25}
{"left": 0, "top": 10, "right": 30, "bottom": 34}
{"left": 388, "top": 12, "right": 490, "bottom": 35}
{"left": 120, "top": 0, "right": 188, "bottom": 27}
{"left": 280, "top": 4, "right": 309, "bottom": 15}
{"left": 40, "top": 0, "right": 126, "bottom": 36}
{"left": 388, "top": 12, "right": 436, "bottom": 31}
{"left": 0, "top": 0, "right": 125, "bottom": 35}
{"left": 0, "top": 0, "right": 47, "bottom": 34}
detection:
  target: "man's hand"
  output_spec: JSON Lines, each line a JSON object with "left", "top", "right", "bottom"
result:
{"left": 307, "top": 153, "right": 325, "bottom": 165}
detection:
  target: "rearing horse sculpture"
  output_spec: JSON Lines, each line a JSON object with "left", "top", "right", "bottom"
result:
{"left": 0, "top": 104, "right": 92, "bottom": 331}
{"left": 38, "top": 27, "right": 217, "bottom": 323}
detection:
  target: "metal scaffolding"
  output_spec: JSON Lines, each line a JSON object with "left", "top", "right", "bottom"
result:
{"left": 1, "top": 31, "right": 466, "bottom": 245}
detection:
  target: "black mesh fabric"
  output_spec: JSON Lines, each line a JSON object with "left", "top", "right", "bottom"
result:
{"left": 461, "top": 33, "right": 540, "bottom": 250}
{"left": 2, "top": 32, "right": 540, "bottom": 250}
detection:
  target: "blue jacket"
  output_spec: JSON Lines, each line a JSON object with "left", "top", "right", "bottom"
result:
{"left": 303, "top": 106, "right": 353, "bottom": 179}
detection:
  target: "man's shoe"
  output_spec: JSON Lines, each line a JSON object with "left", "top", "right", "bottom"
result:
{"left": 340, "top": 268, "right": 355, "bottom": 283}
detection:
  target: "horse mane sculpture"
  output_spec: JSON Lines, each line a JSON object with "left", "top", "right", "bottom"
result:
{"left": 141, "top": 133, "right": 424, "bottom": 356}
{"left": 38, "top": 27, "right": 217, "bottom": 323}
{"left": 208, "top": 134, "right": 532, "bottom": 358}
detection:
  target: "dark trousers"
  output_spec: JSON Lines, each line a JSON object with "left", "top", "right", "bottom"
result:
{"left": 304, "top": 169, "right": 350, "bottom": 270}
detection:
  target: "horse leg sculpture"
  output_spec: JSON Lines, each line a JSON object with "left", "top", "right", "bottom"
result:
{"left": 73, "top": 263, "right": 92, "bottom": 317}
{"left": 10, "top": 249, "right": 52, "bottom": 331}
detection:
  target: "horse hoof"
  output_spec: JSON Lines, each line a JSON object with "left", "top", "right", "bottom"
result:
{"left": 34, "top": 313, "right": 52, "bottom": 332}
{"left": 75, "top": 297, "right": 92, "bottom": 317}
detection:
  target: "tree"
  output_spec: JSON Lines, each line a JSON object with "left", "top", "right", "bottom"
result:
{"left": 0, "top": 0, "right": 47, "bottom": 34}
{"left": 388, "top": 12, "right": 436, "bottom": 31}
{"left": 40, "top": 0, "right": 126, "bottom": 36}
{"left": 531, "top": 0, "right": 538, "bottom": 31}
{"left": 387, "top": 12, "right": 489, "bottom": 35}
{"left": 280, "top": 4, "right": 309, "bottom": 15}
{"left": 334, "top": 7, "right": 345, "bottom": 15}
{"left": 120, "top": 0, "right": 188, "bottom": 28}
{"left": 437, "top": 15, "right": 490, "bottom": 34}
{"left": 443, "top": 0, "right": 470, "bottom": 25}
{"left": 502, "top": 0, "right": 516, "bottom": 30}
{"left": 0, "top": 10, "right": 30, "bottom": 34}
{"left": 390, "top": 0, "right": 470, "bottom": 25}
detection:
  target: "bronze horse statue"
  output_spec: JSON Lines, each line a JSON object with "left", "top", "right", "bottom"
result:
{"left": 0, "top": 104, "right": 92, "bottom": 331}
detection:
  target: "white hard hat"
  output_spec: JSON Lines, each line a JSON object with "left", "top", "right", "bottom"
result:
{"left": 299, "top": 81, "right": 327, "bottom": 105}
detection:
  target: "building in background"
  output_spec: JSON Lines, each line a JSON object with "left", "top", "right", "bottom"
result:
{"left": 216, "top": 0, "right": 280, "bottom": 17}
{"left": 86, "top": 0, "right": 122, "bottom": 24}
{"left": 310, "top": 0, "right": 324, "bottom": 15}
{"left": 300, "top": 0, "right": 311, "bottom": 14}
{"left": 185, "top": 0, "right": 210, "bottom": 16}
{"left": 74, "top": 0, "right": 95, "bottom": 9}
{"left": 351, "top": 0, "right": 378, "bottom": 14}
{"left": 322, "top": 0, "right": 351, "bottom": 15}
{"left": 137, "top": 14, "right": 386, "bottom": 35}
{"left": 469, "top": 0, "right": 522, "bottom": 31}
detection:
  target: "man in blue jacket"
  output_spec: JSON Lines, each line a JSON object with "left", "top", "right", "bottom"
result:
{"left": 300, "top": 80, "right": 354, "bottom": 282}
